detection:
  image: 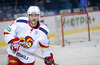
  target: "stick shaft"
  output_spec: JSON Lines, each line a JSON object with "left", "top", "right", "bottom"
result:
{"left": 19, "top": 48, "right": 58, "bottom": 65}
{"left": 20, "top": 48, "right": 44, "bottom": 59}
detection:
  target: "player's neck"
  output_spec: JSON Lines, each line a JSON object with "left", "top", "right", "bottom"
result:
{"left": 30, "top": 22, "right": 39, "bottom": 28}
{"left": 30, "top": 22, "right": 37, "bottom": 27}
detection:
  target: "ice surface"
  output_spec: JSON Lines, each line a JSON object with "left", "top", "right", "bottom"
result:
{"left": 0, "top": 41, "right": 100, "bottom": 65}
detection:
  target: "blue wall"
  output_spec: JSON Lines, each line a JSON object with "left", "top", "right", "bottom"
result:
{"left": 78, "top": 0, "right": 88, "bottom": 8}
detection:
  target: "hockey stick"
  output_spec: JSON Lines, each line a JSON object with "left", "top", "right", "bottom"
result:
{"left": 20, "top": 48, "right": 58, "bottom": 65}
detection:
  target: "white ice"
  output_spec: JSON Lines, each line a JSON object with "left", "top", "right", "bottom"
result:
{"left": 0, "top": 41, "right": 100, "bottom": 65}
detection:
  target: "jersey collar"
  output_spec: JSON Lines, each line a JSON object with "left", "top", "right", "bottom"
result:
{"left": 28, "top": 21, "right": 40, "bottom": 29}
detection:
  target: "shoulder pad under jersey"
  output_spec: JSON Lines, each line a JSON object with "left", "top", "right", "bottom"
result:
{"left": 39, "top": 23, "right": 49, "bottom": 35}
{"left": 16, "top": 17, "right": 29, "bottom": 23}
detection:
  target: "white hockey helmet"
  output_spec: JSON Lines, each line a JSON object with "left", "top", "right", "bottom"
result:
{"left": 27, "top": 6, "right": 40, "bottom": 15}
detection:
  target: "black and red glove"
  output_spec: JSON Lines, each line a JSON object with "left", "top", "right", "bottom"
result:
{"left": 44, "top": 53, "right": 55, "bottom": 65}
{"left": 10, "top": 37, "right": 20, "bottom": 53}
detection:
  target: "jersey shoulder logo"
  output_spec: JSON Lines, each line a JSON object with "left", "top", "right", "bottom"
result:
{"left": 6, "top": 26, "right": 11, "bottom": 32}
{"left": 20, "top": 36, "right": 34, "bottom": 48}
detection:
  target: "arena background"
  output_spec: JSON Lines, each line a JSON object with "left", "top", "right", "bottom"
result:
{"left": 0, "top": 0, "right": 100, "bottom": 65}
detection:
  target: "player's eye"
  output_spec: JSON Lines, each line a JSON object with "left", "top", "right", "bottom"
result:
{"left": 35, "top": 14, "right": 39, "bottom": 17}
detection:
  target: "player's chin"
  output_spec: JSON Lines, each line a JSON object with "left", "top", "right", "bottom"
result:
{"left": 31, "top": 21, "right": 37, "bottom": 24}
{"left": 33, "top": 20, "right": 37, "bottom": 23}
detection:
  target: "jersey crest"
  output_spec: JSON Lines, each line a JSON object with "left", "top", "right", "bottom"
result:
{"left": 20, "top": 36, "right": 34, "bottom": 48}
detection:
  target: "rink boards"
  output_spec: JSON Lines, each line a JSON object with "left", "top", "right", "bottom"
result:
{"left": 0, "top": 11, "right": 100, "bottom": 46}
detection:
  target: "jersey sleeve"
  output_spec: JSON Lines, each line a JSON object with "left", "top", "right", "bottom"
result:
{"left": 38, "top": 27, "right": 51, "bottom": 58}
{"left": 4, "top": 20, "right": 18, "bottom": 44}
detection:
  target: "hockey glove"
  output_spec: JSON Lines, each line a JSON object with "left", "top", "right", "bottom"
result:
{"left": 10, "top": 37, "right": 20, "bottom": 53}
{"left": 44, "top": 53, "right": 55, "bottom": 65}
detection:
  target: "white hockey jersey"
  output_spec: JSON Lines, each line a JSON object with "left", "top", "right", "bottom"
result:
{"left": 4, "top": 17, "right": 51, "bottom": 63}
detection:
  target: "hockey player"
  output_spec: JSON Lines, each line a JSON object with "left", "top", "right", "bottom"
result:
{"left": 4, "top": 6, "right": 55, "bottom": 65}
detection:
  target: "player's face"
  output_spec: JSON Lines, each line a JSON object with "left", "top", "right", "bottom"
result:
{"left": 29, "top": 14, "right": 39, "bottom": 26}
